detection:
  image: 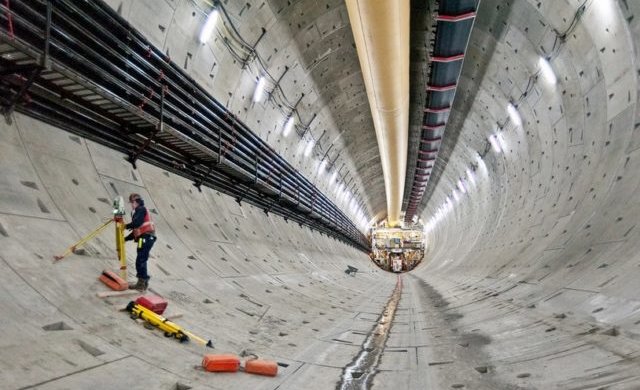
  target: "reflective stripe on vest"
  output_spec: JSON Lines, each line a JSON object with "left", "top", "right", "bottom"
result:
{"left": 133, "top": 208, "right": 155, "bottom": 238}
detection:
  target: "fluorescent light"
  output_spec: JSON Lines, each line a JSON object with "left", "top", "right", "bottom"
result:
{"left": 199, "top": 9, "right": 219, "bottom": 44}
{"left": 592, "top": 0, "right": 616, "bottom": 26}
{"left": 304, "top": 139, "right": 314, "bottom": 156}
{"left": 489, "top": 134, "right": 502, "bottom": 153}
{"left": 496, "top": 132, "right": 507, "bottom": 152}
{"left": 252, "top": 76, "right": 266, "bottom": 102}
{"left": 318, "top": 159, "right": 327, "bottom": 176}
{"left": 452, "top": 189, "right": 460, "bottom": 202}
{"left": 458, "top": 179, "right": 466, "bottom": 194}
{"left": 507, "top": 103, "right": 522, "bottom": 127}
{"left": 466, "top": 168, "right": 476, "bottom": 186}
{"left": 283, "top": 116, "right": 294, "bottom": 137}
{"left": 538, "top": 57, "right": 556, "bottom": 85}
{"left": 476, "top": 153, "right": 488, "bottom": 177}
{"left": 330, "top": 170, "right": 338, "bottom": 185}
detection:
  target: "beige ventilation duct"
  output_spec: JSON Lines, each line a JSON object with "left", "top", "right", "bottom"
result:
{"left": 345, "top": 0, "right": 409, "bottom": 227}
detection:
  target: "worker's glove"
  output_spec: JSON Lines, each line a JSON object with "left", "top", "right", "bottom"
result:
{"left": 124, "top": 234, "right": 134, "bottom": 242}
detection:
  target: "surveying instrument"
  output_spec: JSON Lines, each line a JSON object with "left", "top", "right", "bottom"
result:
{"left": 54, "top": 196, "right": 128, "bottom": 281}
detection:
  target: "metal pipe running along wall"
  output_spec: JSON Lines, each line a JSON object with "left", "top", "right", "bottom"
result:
{"left": 345, "top": 0, "right": 410, "bottom": 227}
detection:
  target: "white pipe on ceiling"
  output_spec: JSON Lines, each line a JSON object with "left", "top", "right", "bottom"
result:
{"left": 345, "top": 0, "right": 410, "bottom": 227}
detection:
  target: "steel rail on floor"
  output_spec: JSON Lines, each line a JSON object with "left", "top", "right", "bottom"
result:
{"left": 0, "top": 0, "right": 369, "bottom": 250}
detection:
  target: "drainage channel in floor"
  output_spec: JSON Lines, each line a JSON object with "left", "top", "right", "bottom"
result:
{"left": 337, "top": 275, "right": 403, "bottom": 390}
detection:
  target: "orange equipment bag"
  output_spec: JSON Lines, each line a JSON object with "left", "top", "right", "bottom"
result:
{"left": 202, "top": 354, "right": 240, "bottom": 372}
{"left": 245, "top": 359, "right": 278, "bottom": 377}
{"left": 99, "top": 269, "right": 128, "bottom": 291}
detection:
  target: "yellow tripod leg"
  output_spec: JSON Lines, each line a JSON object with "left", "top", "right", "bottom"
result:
{"left": 115, "top": 219, "right": 126, "bottom": 281}
{"left": 182, "top": 329, "right": 214, "bottom": 347}
{"left": 54, "top": 219, "right": 113, "bottom": 261}
{"left": 126, "top": 302, "right": 214, "bottom": 347}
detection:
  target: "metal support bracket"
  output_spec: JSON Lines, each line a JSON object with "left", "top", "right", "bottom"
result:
{"left": 268, "top": 65, "right": 289, "bottom": 102}
{"left": 193, "top": 164, "right": 214, "bottom": 192}
{"left": 242, "top": 27, "right": 266, "bottom": 69}
{"left": 127, "top": 84, "right": 165, "bottom": 169}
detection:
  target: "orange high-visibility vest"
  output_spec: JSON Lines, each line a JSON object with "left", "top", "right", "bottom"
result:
{"left": 133, "top": 208, "right": 155, "bottom": 238}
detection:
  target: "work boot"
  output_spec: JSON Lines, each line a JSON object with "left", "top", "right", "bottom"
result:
{"left": 129, "top": 278, "right": 145, "bottom": 291}
{"left": 143, "top": 278, "right": 149, "bottom": 290}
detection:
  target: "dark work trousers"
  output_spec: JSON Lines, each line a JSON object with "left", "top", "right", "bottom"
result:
{"left": 135, "top": 235, "right": 156, "bottom": 280}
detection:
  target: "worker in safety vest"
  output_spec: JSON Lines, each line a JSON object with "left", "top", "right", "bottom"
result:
{"left": 125, "top": 193, "right": 156, "bottom": 290}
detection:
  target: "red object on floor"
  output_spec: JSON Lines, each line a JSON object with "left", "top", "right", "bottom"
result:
{"left": 98, "top": 270, "right": 128, "bottom": 291}
{"left": 245, "top": 359, "right": 278, "bottom": 377}
{"left": 202, "top": 354, "right": 240, "bottom": 373}
{"left": 135, "top": 295, "right": 168, "bottom": 315}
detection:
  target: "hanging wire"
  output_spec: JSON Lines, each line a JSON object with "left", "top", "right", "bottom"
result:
{"left": 550, "top": 0, "right": 588, "bottom": 58}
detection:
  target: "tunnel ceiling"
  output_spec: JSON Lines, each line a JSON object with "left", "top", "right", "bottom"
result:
{"left": 263, "top": 0, "right": 478, "bottom": 224}
{"left": 262, "top": 0, "right": 482, "bottom": 225}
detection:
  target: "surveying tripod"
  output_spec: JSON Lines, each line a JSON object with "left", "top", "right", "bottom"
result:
{"left": 54, "top": 196, "right": 128, "bottom": 280}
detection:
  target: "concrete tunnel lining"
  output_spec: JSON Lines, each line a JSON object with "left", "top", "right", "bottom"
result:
{"left": 2, "top": 0, "right": 640, "bottom": 389}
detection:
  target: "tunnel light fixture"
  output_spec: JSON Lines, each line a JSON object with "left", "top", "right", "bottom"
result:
{"left": 477, "top": 154, "right": 488, "bottom": 177}
{"left": 317, "top": 159, "right": 327, "bottom": 176}
{"left": 452, "top": 189, "right": 460, "bottom": 202}
{"left": 592, "top": 0, "right": 615, "bottom": 27}
{"left": 199, "top": 9, "right": 220, "bottom": 44}
{"left": 538, "top": 57, "right": 557, "bottom": 85}
{"left": 466, "top": 168, "right": 476, "bottom": 186}
{"left": 252, "top": 76, "right": 266, "bottom": 103}
{"left": 330, "top": 170, "right": 338, "bottom": 186}
{"left": 507, "top": 103, "right": 522, "bottom": 127}
{"left": 489, "top": 134, "right": 502, "bottom": 153}
{"left": 304, "top": 139, "right": 314, "bottom": 157}
{"left": 496, "top": 132, "right": 507, "bottom": 152}
{"left": 458, "top": 179, "right": 467, "bottom": 194}
{"left": 283, "top": 116, "right": 295, "bottom": 137}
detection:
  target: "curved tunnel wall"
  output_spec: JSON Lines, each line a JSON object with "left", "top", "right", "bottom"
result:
{"left": 2, "top": 0, "right": 640, "bottom": 389}
{"left": 416, "top": 0, "right": 640, "bottom": 387}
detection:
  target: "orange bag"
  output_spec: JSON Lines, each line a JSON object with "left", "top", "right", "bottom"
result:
{"left": 245, "top": 359, "right": 278, "bottom": 377}
{"left": 202, "top": 354, "right": 240, "bottom": 372}
{"left": 98, "top": 269, "right": 128, "bottom": 291}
